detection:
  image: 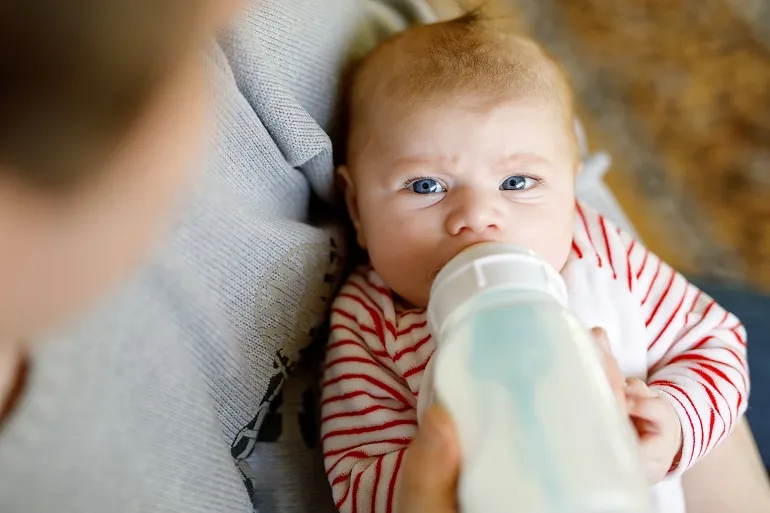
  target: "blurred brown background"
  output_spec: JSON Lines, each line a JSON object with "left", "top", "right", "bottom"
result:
{"left": 429, "top": 0, "right": 770, "bottom": 290}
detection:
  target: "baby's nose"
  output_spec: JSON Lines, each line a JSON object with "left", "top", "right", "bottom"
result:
{"left": 445, "top": 189, "right": 503, "bottom": 236}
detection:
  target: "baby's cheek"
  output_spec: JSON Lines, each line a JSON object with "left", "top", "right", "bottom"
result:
{"left": 368, "top": 212, "right": 415, "bottom": 247}
{"left": 367, "top": 215, "right": 442, "bottom": 303}
{"left": 510, "top": 220, "right": 570, "bottom": 267}
{"left": 549, "top": 229, "right": 576, "bottom": 271}
{"left": 534, "top": 205, "right": 575, "bottom": 270}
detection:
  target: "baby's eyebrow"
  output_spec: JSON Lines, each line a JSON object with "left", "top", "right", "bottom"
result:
{"left": 390, "top": 156, "right": 451, "bottom": 172}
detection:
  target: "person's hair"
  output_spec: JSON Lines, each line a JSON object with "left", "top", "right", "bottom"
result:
{"left": 343, "top": 7, "right": 576, "bottom": 166}
{"left": 0, "top": 0, "right": 209, "bottom": 191}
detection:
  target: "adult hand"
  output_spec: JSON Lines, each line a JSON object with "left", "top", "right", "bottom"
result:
{"left": 397, "top": 405, "right": 460, "bottom": 513}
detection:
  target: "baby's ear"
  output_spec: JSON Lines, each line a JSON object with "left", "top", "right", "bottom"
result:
{"left": 337, "top": 165, "right": 367, "bottom": 248}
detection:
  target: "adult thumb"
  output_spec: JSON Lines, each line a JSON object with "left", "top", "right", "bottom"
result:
{"left": 591, "top": 327, "right": 627, "bottom": 413}
{"left": 396, "top": 405, "right": 460, "bottom": 513}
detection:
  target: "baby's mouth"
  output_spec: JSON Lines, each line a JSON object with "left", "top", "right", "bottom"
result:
{"left": 430, "top": 240, "right": 500, "bottom": 282}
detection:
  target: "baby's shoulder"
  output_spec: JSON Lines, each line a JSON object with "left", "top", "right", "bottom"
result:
{"left": 570, "top": 201, "right": 638, "bottom": 285}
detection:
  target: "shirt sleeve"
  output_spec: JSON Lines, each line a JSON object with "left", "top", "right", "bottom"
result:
{"left": 619, "top": 230, "right": 749, "bottom": 475}
{"left": 321, "top": 277, "right": 418, "bottom": 513}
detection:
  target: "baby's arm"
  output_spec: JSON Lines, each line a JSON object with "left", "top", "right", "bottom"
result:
{"left": 321, "top": 284, "right": 417, "bottom": 513}
{"left": 620, "top": 231, "right": 748, "bottom": 476}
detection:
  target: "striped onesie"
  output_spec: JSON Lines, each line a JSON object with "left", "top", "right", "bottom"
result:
{"left": 321, "top": 202, "right": 749, "bottom": 513}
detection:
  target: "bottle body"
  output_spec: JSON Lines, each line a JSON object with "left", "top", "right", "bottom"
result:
{"left": 427, "top": 243, "right": 653, "bottom": 513}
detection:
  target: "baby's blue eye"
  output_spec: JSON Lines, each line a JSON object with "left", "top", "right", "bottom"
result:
{"left": 500, "top": 175, "right": 536, "bottom": 191}
{"left": 409, "top": 178, "right": 445, "bottom": 194}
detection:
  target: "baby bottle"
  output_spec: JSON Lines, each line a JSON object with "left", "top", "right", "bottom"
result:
{"left": 425, "top": 242, "right": 654, "bottom": 513}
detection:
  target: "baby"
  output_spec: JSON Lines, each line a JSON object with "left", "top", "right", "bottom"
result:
{"left": 321, "top": 11, "right": 748, "bottom": 513}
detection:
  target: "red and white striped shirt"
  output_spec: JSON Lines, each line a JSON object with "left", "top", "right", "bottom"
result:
{"left": 320, "top": 202, "right": 748, "bottom": 513}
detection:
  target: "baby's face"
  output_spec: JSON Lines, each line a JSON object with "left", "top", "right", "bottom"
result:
{"left": 345, "top": 96, "right": 577, "bottom": 308}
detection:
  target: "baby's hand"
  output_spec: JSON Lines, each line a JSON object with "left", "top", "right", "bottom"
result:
{"left": 625, "top": 378, "right": 683, "bottom": 483}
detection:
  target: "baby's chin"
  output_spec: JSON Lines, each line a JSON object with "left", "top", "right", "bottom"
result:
{"left": 383, "top": 277, "right": 431, "bottom": 311}
{"left": 393, "top": 293, "right": 429, "bottom": 311}
{"left": 371, "top": 257, "right": 448, "bottom": 310}
{"left": 402, "top": 261, "right": 466, "bottom": 309}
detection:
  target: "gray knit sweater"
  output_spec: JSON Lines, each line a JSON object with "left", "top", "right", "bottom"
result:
{"left": 0, "top": 1, "right": 633, "bottom": 512}
{"left": 0, "top": 1, "right": 432, "bottom": 512}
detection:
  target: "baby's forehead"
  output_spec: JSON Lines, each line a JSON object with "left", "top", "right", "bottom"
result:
{"left": 344, "top": 14, "right": 577, "bottom": 167}
{"left": 350, "top": 19, "right": 565, "bottom": 116}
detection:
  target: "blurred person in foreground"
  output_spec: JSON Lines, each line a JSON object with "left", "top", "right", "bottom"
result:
{"left": 0, "top": 1, "right": 768, "bottom": 512}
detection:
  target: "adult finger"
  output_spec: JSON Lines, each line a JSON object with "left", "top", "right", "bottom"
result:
{"left": 591, "top": 327, "right": 627, "bottom": 413}
{"left": 397, "top": 405, "right": 460, "bottom": 513}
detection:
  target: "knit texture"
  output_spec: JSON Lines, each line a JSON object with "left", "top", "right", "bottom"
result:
{"left": 0, "top": 1, "right": 432, "bottom": 512}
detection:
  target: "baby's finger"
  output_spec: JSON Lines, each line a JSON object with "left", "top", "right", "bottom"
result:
{"left": 624, "top": 378, "right": 646, "bottom": 412}
{"left": 624, "top": 379, "right": 660, "bottom": 412}
{"left": 629, "top": 400, "right": 674, "bottom": 451}
{"left": 624, "top": 378, "right": 648, "bottom": 397}
{"left": 625, "top": 378, "right": 658, "bottom": 398}
{"left": 628, "top": 395, "right": 665, "bottom": 423}
{"left": 637, "top": 436, "right": 669, "bottom": 483}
